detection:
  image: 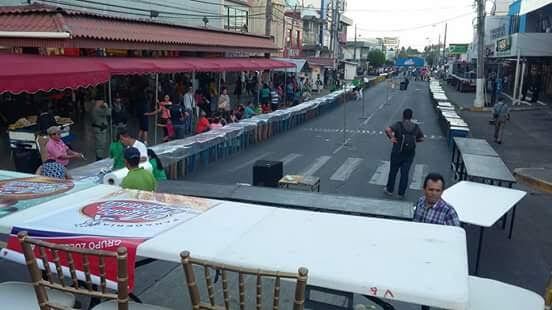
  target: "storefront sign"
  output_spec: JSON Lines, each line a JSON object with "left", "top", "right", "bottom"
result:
{"left": 448, "top": 44, "right": 469, "bottom": 55}
{"left": 496, "top": 36, "right": 512, "bottom": 56}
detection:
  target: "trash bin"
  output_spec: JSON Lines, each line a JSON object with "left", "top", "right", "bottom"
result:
{"left": 253, "top": 160, "right": 283, "bottom": 188}
{"left": 13, "top": 146, "right": 41, "bottom": 173}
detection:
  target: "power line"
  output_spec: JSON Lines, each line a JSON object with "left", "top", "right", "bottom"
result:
{"left": 37, "top": 0, "right": 265, "bottom": 19}
{"left": 356, "top": 11, "right": 474, "bottom": 33}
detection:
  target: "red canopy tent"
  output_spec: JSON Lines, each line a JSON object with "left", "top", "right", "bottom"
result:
{"left": 0, "top": 54, "right": 110, "bottom": 95}
{"left": 0, "top": 54, "right": 295, "bottom": 94}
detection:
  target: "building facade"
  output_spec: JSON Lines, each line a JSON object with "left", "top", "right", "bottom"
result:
{"left": 490, "top": 0, "right": 552, "bottom": 103}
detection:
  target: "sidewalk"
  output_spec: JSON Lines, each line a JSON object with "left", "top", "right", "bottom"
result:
{"left": 441, "top": 82, "right": 549, "bottom": 112}
{"left": 442, "top": 80, "right": 552, "bottom": 190}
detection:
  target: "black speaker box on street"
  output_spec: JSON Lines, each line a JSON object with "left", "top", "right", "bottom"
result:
{"left": 252, "top": 160, "right": 283, "bottom": 187}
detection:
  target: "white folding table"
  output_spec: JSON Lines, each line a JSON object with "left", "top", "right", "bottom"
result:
{"left": 467, "top": 276, "right": 544, "bottom": 310}
{"left": 442, "top": 181, "right": 527, "bottom": 275}
{"left": 139, "top": 202, "right": 470, "bottom": 309}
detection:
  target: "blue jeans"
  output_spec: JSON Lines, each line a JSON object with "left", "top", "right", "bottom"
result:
{"left": 184, "top": 109, "right": 193, "bottom": 134}
{"left": 385, "top": 152, "right": 414, "bottom": 196}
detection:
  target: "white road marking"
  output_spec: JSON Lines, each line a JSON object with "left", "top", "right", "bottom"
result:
{"left": 409, "top": 164, "right": 427, "bottom": 190}
{"left": 369, "top": 160, "right": 390, "bottom": 185}
{"left": 280, "top": 153, "right": 302, "bottom": 165}
{"left": 330, "top": 158, "right": 363, "bottom": 181}
{"left": 229, "top": 152, "right": 272, "bottom": 172}
{"left": 304, "top": 128, "right": 443, "bottom": 139}
{"left": 301, "top": 155, "right": 331, "bottom": 176}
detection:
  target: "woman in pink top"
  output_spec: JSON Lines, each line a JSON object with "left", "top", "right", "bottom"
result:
{"left": 45, "top": 126, "right": 83, "bottom": 166}
{"left": 148, "top": 94, "right": 173, "bottom": 142}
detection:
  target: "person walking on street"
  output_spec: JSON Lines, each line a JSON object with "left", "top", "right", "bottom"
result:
{"left": 493, "top": 97, "right": 510, "bottom": 144}
{"left": 91, "top": 99, "right": 111, "bottom": 160}
{"left": 413, "top": 173, "right": 460, "bottom": 226}
{"left": 120, "top": 147, "right": 157, "bottom": 191}
{"left": 384, "top": 108, "right": 424, "bottom": 199}
{"left": 183, "top": 86, "right": 196, "bottom": 134}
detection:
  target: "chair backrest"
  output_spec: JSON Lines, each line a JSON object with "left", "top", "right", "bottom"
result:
{"left": 180, "top": 250, "right": 308, "bottom": 310}
{"left": 18, "top": 231, "right": 129, "bottom": 310}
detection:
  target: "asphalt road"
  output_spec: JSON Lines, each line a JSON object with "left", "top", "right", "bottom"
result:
{"left": 185, "top": 80, "right": 453, "bottom": 202}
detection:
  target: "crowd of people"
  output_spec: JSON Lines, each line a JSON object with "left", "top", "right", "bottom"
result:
{"left": 32, "top": 72, "right": 317, "bottom": 183}
{"left": 129, "top": 73, "right": 315, "bottom": 144}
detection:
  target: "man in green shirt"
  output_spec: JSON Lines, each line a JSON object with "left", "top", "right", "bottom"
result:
{"left": 109, "top": 131, "right": 125, "bottom": 170}
{"left": 120, "top": 147, "right": 157, "bottom": 191}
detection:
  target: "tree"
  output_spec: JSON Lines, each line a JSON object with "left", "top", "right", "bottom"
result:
{"left": 367, "top": 49, "right": 386, "bottom": 67}
{"left": 398, "top": 46, "right": 407, "bottom": 58}
{"left": 406, "top": 46, "right": 420, "bottom": 56}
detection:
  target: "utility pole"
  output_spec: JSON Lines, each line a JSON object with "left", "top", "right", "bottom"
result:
{"left": 474, "top": 0, "right": 486, "bottom": 108}
{"left": 437, "top": 34, "right": 441, "bottom": 66}
{"left": 265, "top": 0, "right": 272, "bottom": 37}
{"left": 442, "top": 23, "right": 448, "bottom": 61}
{"left": 353, "top": 24, "right": 357, "bottom": 61}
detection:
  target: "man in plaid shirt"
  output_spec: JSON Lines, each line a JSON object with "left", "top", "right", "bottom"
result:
{"left": 414, "top": 173, "right": 460, "bottom": 226}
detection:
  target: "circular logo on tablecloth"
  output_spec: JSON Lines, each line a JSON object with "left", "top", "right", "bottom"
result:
{"left": 0, "top": 177, "right": 74, "bottom": 201}
{"left": 81, "top": 200, "right": 186, "bottom": 225}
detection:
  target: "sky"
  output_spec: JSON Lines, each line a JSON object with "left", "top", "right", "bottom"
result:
{"left": 343, "top": 0, "right": 478, "bottom": 50}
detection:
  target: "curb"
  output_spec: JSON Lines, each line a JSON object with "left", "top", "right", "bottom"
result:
{"left": 514, "top": 168, "right": 552, "bottom": 194}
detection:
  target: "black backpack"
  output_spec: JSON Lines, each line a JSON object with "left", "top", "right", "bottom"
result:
{"left": 398, "top": 122, "right": 418, "bottom": 154}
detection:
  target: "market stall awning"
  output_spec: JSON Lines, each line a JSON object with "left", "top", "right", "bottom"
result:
{"left": 0, "top": 54, "right": 110, "bottom": 95}
{"left": 95, "top": 57, "right": 294, "bottom": 74}
{"left": 0, "top": 4, "right": 278, "bottom": 53}
{"left": 0, "top": 54, "right": 295, "bottom": 94}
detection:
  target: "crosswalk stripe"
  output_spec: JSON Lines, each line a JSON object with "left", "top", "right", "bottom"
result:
{"left": 280, "top": 153, "right": 302, "bottom": 165}
{"left": 409, "top": 164, "right": 427, "bottom": 190}
{"left": 301, "top": 155, "right": 331, "bottom": 176}
{"left": 369, "top": 160, "right": 390, "bottom": 185}
{"left": 229, "top": 152, "right": 272, "bottom": 172}
{"left": 330, "top": 158, "right": 363, "bottom": 181}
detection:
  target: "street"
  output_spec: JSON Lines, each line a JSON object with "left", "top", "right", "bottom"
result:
{"left": 185, "top": 80, "right": 452, "bottom": 200}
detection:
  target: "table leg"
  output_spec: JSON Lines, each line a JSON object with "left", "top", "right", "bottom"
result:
{"left": 475, "top": 227, "right": 485, "bottom": 275}
{"left": 501, "top": 213, "right": 508, "bottom": 230}
{"left": 362, "top": 295, "right": 395, "bottom": 310}
{"left": 129, "top": 293, "right": 142, "bottom": 303}
{"left": 509, "top": 205, "right": 517, "bottom": 239}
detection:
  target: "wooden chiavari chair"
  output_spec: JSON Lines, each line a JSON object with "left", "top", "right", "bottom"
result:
{"left": 180, "top": 250, "right": 308, "bottom": 310}
{"left": 18, "top": 231, "right": 171, "bottom": 310}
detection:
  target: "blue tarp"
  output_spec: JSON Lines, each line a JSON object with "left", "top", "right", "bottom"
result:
{"left": 395, "top": 57, "right": 426, "bottom": 67}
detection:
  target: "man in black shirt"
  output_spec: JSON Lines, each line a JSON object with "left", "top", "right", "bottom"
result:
{"left": 384, "top": 108, "right": 424, "bottom": 199}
